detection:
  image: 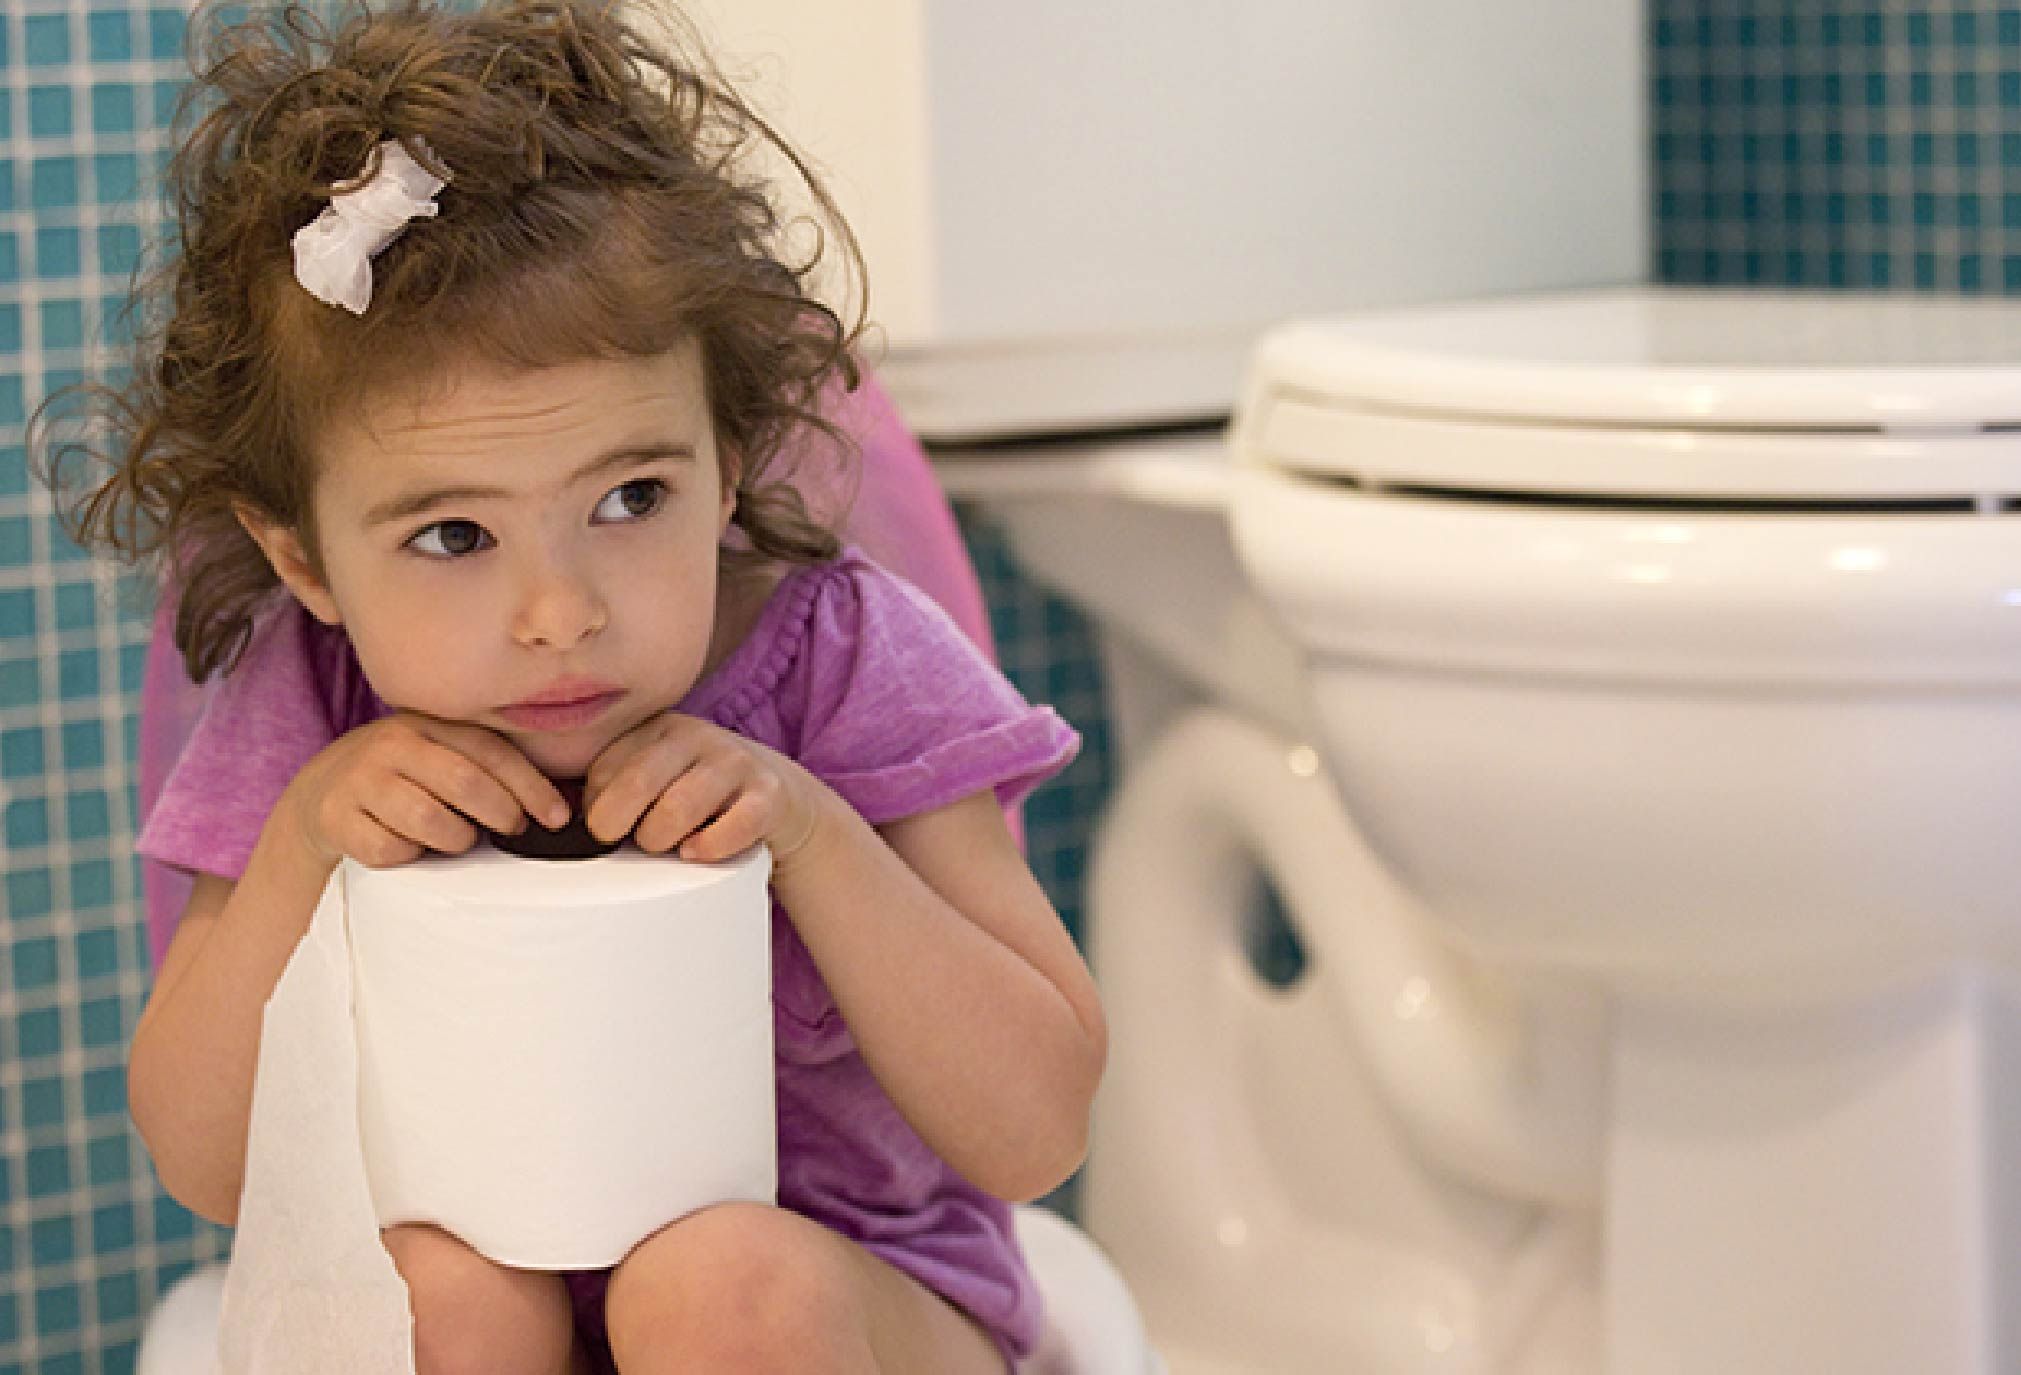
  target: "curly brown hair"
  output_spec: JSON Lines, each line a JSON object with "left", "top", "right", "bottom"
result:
{"left": 41, "top": 0, "right": 865, "bottom": 681}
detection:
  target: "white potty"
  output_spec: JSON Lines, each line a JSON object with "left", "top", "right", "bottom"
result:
{"left": 135, "top": 1204, "right": 1158, "bottom": 1374}
{"left": 134, "top": 1266, "right": 226, "bottom": 1375}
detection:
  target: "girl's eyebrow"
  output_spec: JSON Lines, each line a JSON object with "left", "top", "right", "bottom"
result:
{"left": 363, "top": 442, "right": 697, "bottom": 528}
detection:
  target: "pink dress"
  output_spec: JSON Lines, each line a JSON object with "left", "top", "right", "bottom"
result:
{"left": 138, "top": 549, "right": 1079, "bottom": 1366}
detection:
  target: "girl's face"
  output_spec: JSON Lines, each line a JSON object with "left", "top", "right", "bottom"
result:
{"left": 244, "top": 341, "right": 736, "bottom": 779}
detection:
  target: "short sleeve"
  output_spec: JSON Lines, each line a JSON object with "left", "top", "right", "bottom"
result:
{"left": 786, "top": 554, "right": 1079, "bottom": 826}
{"left": 136, "top": 599, "right": 376, "bottom": 882}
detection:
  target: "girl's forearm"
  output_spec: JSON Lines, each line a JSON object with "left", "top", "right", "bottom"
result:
{"left": 127, "top": 805, "right": 336, "bottom": 1224}
{"left": 770, "top": 793, "right": 1106, "bottom": 1203}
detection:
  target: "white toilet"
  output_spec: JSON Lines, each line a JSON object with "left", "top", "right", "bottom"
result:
{"left": 940, "top": 285, "right": 2021, "bottom": 1374}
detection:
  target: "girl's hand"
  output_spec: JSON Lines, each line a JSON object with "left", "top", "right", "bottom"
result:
{"left": 583, "top": 713, "right": 821, "bottom": 865}
{"left": 282, "top": 712, "right": 570, "bottom": 869}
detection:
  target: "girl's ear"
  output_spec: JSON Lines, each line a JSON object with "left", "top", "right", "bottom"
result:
{"left": 717, "top": 448, "right": 742, "bottom": 535}
{"left": 235, "top": 504, "right": 343, "bottom": 626}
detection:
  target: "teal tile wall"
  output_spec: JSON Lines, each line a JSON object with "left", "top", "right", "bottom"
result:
{"left": 1654, "top": 2, "right": 2021, "bottom": 289}
{"left": 2, "top": 5, "right": 234, "bottom": 1373}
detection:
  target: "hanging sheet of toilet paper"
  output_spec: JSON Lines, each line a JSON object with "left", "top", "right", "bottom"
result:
{"left": 217, "top": 844, "right": 775, "bottom": 1375}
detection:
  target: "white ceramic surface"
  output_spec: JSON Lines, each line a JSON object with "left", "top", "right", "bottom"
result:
{"left": 1251, "top": 286, "right": 2021, "bottom": 432}
{"left": 949, "top": 286, "right": 2021, "bottom": 1373}
{"left": 1227, "top": 287, "right": 2021, "bottom": 1372}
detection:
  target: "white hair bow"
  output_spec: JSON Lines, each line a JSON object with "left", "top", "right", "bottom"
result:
{"left": 291, "top": 140, "right": 448, "bottom": 315}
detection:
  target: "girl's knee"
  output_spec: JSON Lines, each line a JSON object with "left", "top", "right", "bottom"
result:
{"left": 382, "top": 1223, "right": 577, "bottom": 1375}
{"left": 605, "top": 1204, "right": 870, "bottom": 1370}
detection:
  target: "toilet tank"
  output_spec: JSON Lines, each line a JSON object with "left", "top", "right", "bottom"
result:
{"left": 677, "top": 0, "right": 1647, "bottom": 380}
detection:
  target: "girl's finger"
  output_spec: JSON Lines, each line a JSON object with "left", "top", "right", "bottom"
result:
{"left": 587, "top": 734, "right": 702, "bottom": 843}
{"left": 632, "top": 758, "right": 741, "bottom": 854}
{"left": 360, "top": 774, "right": 480, "bottom": 859}
{"left": 581, "top": 724, "right": 650, "bottom": 802}
{"left": 674, "top": 789, "right": 771, "bottom": 863}
{"left": 583, "top": 714, "right": 691, "bottom": 800}
{"left": 427, "top": 721, "right": 571, "bottom": 829}
{"left": 403, "top": 737, "right": 531, "bottom": 837}
{"left": 342, "top": 825, "right": 425, "bottom": 870}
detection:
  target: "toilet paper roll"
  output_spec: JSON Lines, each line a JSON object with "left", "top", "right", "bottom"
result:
{"left": 217, "top": 843, "right": 775, "bottom": 1375}
{"left": 346, "top": 844, "right": 777, "bottom": 1269}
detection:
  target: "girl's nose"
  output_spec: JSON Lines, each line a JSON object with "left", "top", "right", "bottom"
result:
{"left": 512, "top": 557, "right": 609, "bottom": 649}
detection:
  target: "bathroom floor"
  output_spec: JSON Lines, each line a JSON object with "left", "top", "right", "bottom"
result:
{"left": 1147, "top": 1264, "right": 1599, "bottom": 1375}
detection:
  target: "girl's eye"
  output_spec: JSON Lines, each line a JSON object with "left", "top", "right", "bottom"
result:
{"left": 593, "top": 478, "right": 667, "bottom": 523}
{"left": 407, "top": 519, "right": 492, "bottom": 558}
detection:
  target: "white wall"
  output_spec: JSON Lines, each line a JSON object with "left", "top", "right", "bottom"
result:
{"left": 925, "top": 2, "right": 1647, "bottom": 341}
{"left": 675, "top": 0, "right": 938, "bottom": 337}
{"left": 666, "top": 2, "right": 1647, "bottom": 354}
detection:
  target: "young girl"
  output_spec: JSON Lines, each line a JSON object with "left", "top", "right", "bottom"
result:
{"left": 48, "top": 1, "right": 1106, "bottom": 1371}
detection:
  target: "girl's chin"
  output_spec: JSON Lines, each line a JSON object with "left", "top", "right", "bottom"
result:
{"left": 504, "top": 701, "right": 663, "bottom": 781}
{"left": 513, "top": 732, "right": 611, "bottom": 782}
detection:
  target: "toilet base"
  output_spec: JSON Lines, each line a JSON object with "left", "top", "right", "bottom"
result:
{"left": 1608, "top": 967, "right": 2021, "bottom": 1375}
{"left": 1119, "top": 963, "right": 2020, "bottom": 1375}
{"left": 1110, "top": 1217, "right": 1600, "bottom": 1375}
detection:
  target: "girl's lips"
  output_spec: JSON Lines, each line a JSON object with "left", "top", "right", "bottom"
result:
{"left": 498, "top": 690, "right": 623, "bottom": 733}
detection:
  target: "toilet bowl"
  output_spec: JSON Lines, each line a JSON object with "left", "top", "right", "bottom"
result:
{"left": 940, "top": 285, "right": 2021, "bottom": 1374}
{"left": 1228, "top": 286, "right": 2021, "bottom": 1374}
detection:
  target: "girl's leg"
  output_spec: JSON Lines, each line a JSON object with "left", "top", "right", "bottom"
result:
{"left": 382, "top": 1223, "right": 590, "bottom": 1375}
{"left": 602, "top": 1203, "right": 1005, "bottom": 1375}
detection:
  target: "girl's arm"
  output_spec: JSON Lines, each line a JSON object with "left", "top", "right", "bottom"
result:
{"left": 770, "top": 785, "right": 1108, "bottom": 1204}
{"left": 127, "top": 821, "right": 333, "bottom": 1224}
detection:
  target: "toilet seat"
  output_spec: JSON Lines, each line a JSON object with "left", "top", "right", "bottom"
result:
{"left": 1242, "top": 287, "right": 2021, "bottom": 505}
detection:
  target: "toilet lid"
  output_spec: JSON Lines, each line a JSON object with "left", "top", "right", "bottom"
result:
{"left": 1248, "top": 287, "right": 2021, "bottom": 503}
